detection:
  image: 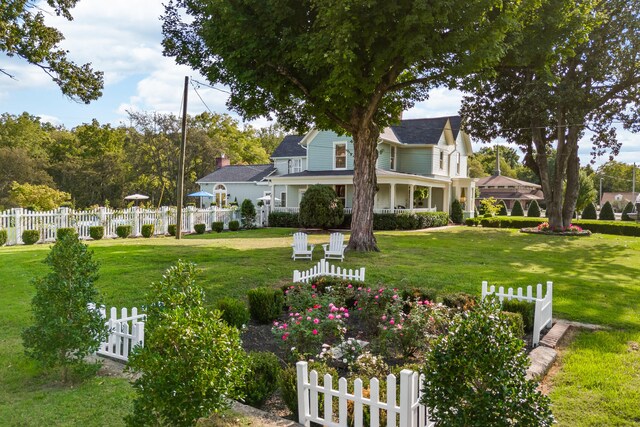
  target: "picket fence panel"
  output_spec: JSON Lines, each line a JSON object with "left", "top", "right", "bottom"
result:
{"left": 293, "top": 259, "right": 365, "bottom": 283}
{"left": 481, "top": 280, "right": 553, "bottom": 346}
{"left": 96, "top": 306, "right": 146, "bottom": 362}
{"left": 296, "top": 362, "right": 434, "bottom": 427}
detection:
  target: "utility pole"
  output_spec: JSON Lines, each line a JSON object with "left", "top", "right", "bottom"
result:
{"left": 176, "top": 76, "right": 189, "bottom": 240}
{"left": 599, "top": 177, "right": 603, "bottom": 208}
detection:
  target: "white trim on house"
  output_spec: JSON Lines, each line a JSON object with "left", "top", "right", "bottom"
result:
{"left": 333, "top": 141, "right": 347, "bottom": 170}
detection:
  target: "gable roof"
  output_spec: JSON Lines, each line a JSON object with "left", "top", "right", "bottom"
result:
{"left": 476, "top": 175, "right": 541, "bottom": 189}
{"left": 271, "top": 135, "right": 305, "bottom": 158}
{"left": 389, "top": 116, "right": 461, "bottom": 145}
{"left": 196, "top": 164, "right": 275, "bottom": 183}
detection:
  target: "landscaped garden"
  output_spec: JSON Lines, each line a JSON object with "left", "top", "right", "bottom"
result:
{"left": 1, "top": 227, "right": 639, "bottom": 426}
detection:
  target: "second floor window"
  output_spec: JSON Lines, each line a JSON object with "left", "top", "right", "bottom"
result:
{"left": 390, "top": 146, "right": 396, "bottom": 170}
{"left": 439, "top": 150, "right": 445, "bottom": 170}
{"left": 335, "top": 143, "right": 347, "bottom": 169}
{"left": 289, "top": 158, "right": 303, "bottom": 174}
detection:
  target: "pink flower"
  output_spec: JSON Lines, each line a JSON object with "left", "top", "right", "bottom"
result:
{"left": 374, "top": 295, "right": 379, "bottom": 299}
{"left": 389, "top": 319, "right": 395, "bottom": 325}
{"left": 328, "top": 314, "right": 335, "bottom": 320}
{"left": 336, "top": 315, "right": 341, "bottom": 319}
{"left": 282, "top": 334, "right": 288, "bottom": 341}
{"left": 381, "top": 315, "right": 387, "bottom": 321}
{"left": 312, "top": 329, "right": 318, "bottom": 335}
{"left": 344, "top": 313, "right": 349, "bottom": 318}
{"left": 347, "top": 284, "right": 353, "bottom": 289}
{"left": 313, "top": 318, "right": 320, "bottom": 324}
{"left": 307, "top": 316, "right": 311, "bottom": 321}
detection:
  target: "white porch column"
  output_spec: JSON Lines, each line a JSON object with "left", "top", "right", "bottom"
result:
{"left": 270, "top": 183, "right": 275, "bottom": 207}
{"left": 427, "top": 187, "right": 432, "bottom": 209}
{"left": 443, "top": 185, "right": 451, "bottom": 214}
{"left": 390, "top": 183, "right": 396, "bottom": 210}
{"left": 284, "top": 185, "right": 288, "bottom": 207}
{"left": 409, "top": 184, "right": 414, "bottom": 210}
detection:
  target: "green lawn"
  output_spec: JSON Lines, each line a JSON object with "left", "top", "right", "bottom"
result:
{"left": 1, "top": 227, "right": 639, "bottom": 425}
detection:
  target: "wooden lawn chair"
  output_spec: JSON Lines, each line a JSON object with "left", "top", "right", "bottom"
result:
{"left": 291, "top": 232, "right": 314, "bottom": 260}
{"left": 322, "top": 232, "right": 348, "bottom": 262}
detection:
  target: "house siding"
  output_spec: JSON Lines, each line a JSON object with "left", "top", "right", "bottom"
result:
{"left": 398, "top": 147, "right": 431, "bottom": 175}
{"left": 307, "top": 131, "right": 354, "bottom": 171}
{"left": 377, "top": 142, "right": 391, "bottom": 170}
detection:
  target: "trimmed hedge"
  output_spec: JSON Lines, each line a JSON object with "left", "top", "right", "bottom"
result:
{"left": 501, "top": 311, "right": 525, "bottom": 339}
{"left": 581, "top": 202, "right": 597, "bottom": 220}
{"left": 89, "top": 226, "right": 104, "bottom": 240}
{"left": 22, "top": 229, "right": 40, "bottom": 245}
{"left": 229, "top": 220, "right": 240, "bottom": 231}
{"left": 168, "top": 224, "right": 177, "bottom": 236}
{"left": 212, "top": 221, "right": 224, "bottom": 233}
{"left": 269, "top": 211, "right": 449, "bottom": 230}
{"left": 194, "top": 223, "right": 206, "bottom": 234}
{"left": 450, "top": 199, "right": 464, "bottom": 224}
{"left": 247, "top": 287, "right": 284, "bottom": 324}
{"left": 56, "top": 227, "right": 76, "bottom": 240}
{"left": 141, "top": 224, "right": 154, "bottom": 238}
{"left": 502, "top": 299, "right": 535, "bottom": 333}
{"left": 599, "top": 201, "right": 615, "bottom": 221}
{"left": 268, "top": 212, "right": 300, "bottom": 228}
{"left": 511, "top": 200, "right": 525, "bottom": 217}
{"left": 0, "top": 229, "right": 7, "bottom": 246}
{"left": 214, "top": 297, "right": 250, "bottom": 329}
{"left": 242, "top": 351, "right": 281, "bottom": 406}
{"left": 116, "top": 225, "right": 132, "bottom": 239}
{"left": 485, "top": 216, "right": 640, "bottom": 237}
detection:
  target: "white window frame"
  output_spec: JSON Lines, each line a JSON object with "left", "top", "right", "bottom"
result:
{"left": 335, "top": 185, "right": 346, "bottom": 207}
{"left": 289, "top": 158, "right": 303, "bottom": 174}
{"left": 213, "top": 184, "right": 227, "bottom": 206}
{"left": 390, "top": 146, "right": 397, "bottom": 171}
{"left": 334, "top": 142, "right": 347, "bottom": 170}
{"left": 439, "top": 150, "right": 445, "bottom": 170}
{"left": 280, "top": 191, "right": 287, "bottom": 208}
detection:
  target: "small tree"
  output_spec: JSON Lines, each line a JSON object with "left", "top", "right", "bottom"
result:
{"left": 479, "top": 197, "right": 500, "bottom": 217}
{"left": 498, "top": 200, "right": 508, "bottom": 216}
{"left": 299, "top": 185, "right": 344, "bottom": 229}
{"left": 621, "top": 201, "right": 634, "bottom": 221}
{"left": 9, "top": 181, "right": 71, "bottom": 211}
{"left": 450, "top": 199, "right": 464, "bottom": 224}
{"left": 582, "top": 201, "right": 598, "bottom": 220}
{"left": 511, "top": 200, "right": 524, "bottom": 216}
{"left": 421, "top": 299, "right": 554, "bottom": 426}
{"left": 22, "top": 233, "right": 106, "bottom": 381}
{"left": 240, "top": 199, "right": 257, "bottom": 229}
{"left": 126, "top": 261, "right": 248, "bottom": 427}
{"left": 527, "top": 200, "right": 541, "bottom": 217}
{"left": 599, "top": 201, "right": 615, "bottom": 221}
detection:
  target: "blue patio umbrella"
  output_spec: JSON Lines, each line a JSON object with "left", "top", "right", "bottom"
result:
{"left": 187, "top": 191, "right": 215, "bottom": 208}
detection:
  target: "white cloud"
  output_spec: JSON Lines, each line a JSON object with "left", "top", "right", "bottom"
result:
{"left": 406, "top": 88, "right": 465, "bottom": 119}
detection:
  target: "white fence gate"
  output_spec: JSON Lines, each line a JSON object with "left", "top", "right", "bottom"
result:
{"left": 296, "top": 362, "right": 434, "bottom": 427}
{"left": 96, "top": 306, "right": 146, "bottom": 362}
{"left": 481, "top": 281, "right": 553, "bottom": 347}
{"left": 293, "top": 259, "right": 366, "bottom": 283}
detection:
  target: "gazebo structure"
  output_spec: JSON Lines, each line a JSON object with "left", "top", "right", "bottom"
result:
{"left": 476, "top": 175, "right": 544, "bottom": 211}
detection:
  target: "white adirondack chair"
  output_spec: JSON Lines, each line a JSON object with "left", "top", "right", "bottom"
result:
{"left": 291, "top": 232, "right": 315, "bottom": 260}
{"left": 322, "top": 232, "right": 348, "bottom": 261}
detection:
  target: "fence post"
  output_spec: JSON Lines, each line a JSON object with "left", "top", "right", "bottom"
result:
{"left": 481, "top": 281, "right": 488, "bottom": 299}
{"left": 296, "top": 361, "right": 310, "bottom": 427}
{"left": 14, "top": 208, "right": 23, "bottom": 245}
{"left": 546, "top": 281, "right": 553, "bottom": 328}
{"left": 399, "top": 369, "right": 414, "bottom": 427}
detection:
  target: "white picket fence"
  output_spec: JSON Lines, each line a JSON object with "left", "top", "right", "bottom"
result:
{"left": 296, "top": 362, "right": 434, "bottom": 427}
{"left": 481, "top": 280, "right": 553, "bottom": 347}
{"left": 96, "top": 306, "right": 146, "bottom": 362}
{"left": 293, "top": 259, "right": 366, "bottom": 283}
{"left": 0, "top": 206, "right": 240, "bottom": 245}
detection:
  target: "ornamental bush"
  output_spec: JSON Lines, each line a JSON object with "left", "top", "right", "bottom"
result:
{"left": 89, "top": 226, "right": 104, "bottom": 240}
{"left": 242, "top": 352, "right": 281, "bottom": 406}
{"left": 450, "top": 199, "right": 464, "bottom": 224}
{"left": 396, "top": 213, "right": 419, "bottom": 230}
{"left": 167, "top": 224, "right": 177, "bottom": 236}
{"left": 501, "top": 311, "right": 525, "bottom": 338}
{"left": 621, "top": 201, "right": 635, "bottom": 221}
{"left": 240, "top": 199, "right": 257, "bottom": 229}
{"left": 141, "top": 224, "right": 154, "bottom": 238}
{"left": 214, "top": 297, "right": 250, "bottom": 329}
{"left": 116, "top": 225, "right": 132, "bottom": 238}
{"left": 527, "top": 200, "right": 541, "bottom": 217}
{"left": 125, "top": 261, "right": 248, "bottom": 427}
{"left": 247, "top": 287, "right": 284, "bottom": 324}
{"left": 421, "top": 299, "right": 554, "bottom": 427}
{"left": 502, "top": 299, "right": 535, "bottom": 333}
{"left": 268, "top": 212, "right": 300, "bottom": 227}
{"left": 0, "top": 229, "right": 7, "bottom": 246}
{"left": 211, "top": 221, "right": 224, "bottom": 233}
{"left": 56, "top": 227, "right": 76, "bottom": 240}
{"left": 599, "top": 201, "right": 615, "bottom": 220}
{"left": 299, "top": 184, "right": 344, "bottom": 229}
{"left": 373, "top": 213, "right": 397, "bottom": 230}
{"left": 441, "top": 292, "right": 477, "bottom": 311}
{"left": 22, "top": 233, "right": 106, "bottom": 381}
{"left": 581, "top": 202, "right": 597, "bottom": 220}
{"left": 498, "top": 200, "right": 508, "bottom": 216}
{"left": 194, "top": 223, "right": 206, "bottom": 234}
{"left": 22, "top": 229, "right": 40, "bottom": 245}
{"left": 228, "top": 220, "right": 240, "bottom": 231}
{"left": 511, "top": 200, "right": 524, "bottom": 217}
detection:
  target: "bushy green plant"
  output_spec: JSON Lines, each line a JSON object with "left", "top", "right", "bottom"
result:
{"left": 465, "top": 217, "right": 476, "bottom": 226}
{"left": 501, "top": 311, "right": 525, "bottom": 338}
{"left": 279, "top": 361, "right": 338, "bottom": 415}
{"left": 599, "top": 201, "right": 615, "bottom": 220}
{"left": 194, "top": 223, "right": 206, "bottom": 234}
{"left": 501, "top": 299, "right": 535, "bottom": 333}
{"left": 373, "top": 213, "right": 397, "bottom": 230}
{"left": 527, "top": 200, "right": 541, "bottom": 217}
{"left": 450, "top": 199, "right": 464, "bottom": 224}
{"left": 116, "top": 225, "right": 132, "bottom": 238}
{"left": 168, "top": 224, "right": 177, "bottom": 236}
{"left": 240, "top": 199, "right": 257, "bottom": 229}
{"left": 141, "top": 224, "right": 154, "bottom": 238}
{"left": 89, "top": 226, "right": 104, "bottom": 240}
{"left": 441, "top": 292, "right": 477, "bottom": 311}
{"left": 621, "top": 201, "right": 635, "bottom": 221}
{"left": 22, "top": 229, "right": 40, "bottom": 245}
{"left": 247, "top": 287, "right": 284, "bottom": 324}
{"left": 22, "top": 233, "right": 106, "bottom": 381}
{"left": 480, "top": 197, "right": 500, "bottom": 217}
{"left": 0, "top": 229, "right": 7, "bottom": 246}
{"left": 299, "top": 184, "right": 344, "bottom": 229}
{"left": 214, "top": 297, "right": 250, "bottom": 329}
{"left": 396, "top": 213, "right": 419, "bottom": 230}
{"left": 125, "top": 261, "right": 248, "bottom": 427}
{"left": 56, "top": 227, "right": 76, "bottom": 240}
{"left": 228, "top": 220, "right": 240, "bottom": 231}
{"left": 421, "top": 299, "right": 554, "bottom": 426}
{"left": 242, "top": 352, "right": 281, "bottom": 406}
{"left": 498, "top": 200, "right": 508, "bottom": 216}
{"left": 511, "top": 200, "right": 525, "bottom": 216}
{"left": 211, "top": 221, "right": 224, "bottom": 233}
{"left": 581, "top": 202, "right": 598, "bottom": 220}
{"left": 415, "top": 212, "right": 449, "bottom": 228}
{"left": 268, "top": 212, "right": 300, "bottom": 227}
{"left": 480, "top": 217, "right": 500, "bottom": 228}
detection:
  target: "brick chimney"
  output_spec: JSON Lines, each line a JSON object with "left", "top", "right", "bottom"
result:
{"left": 215, "top": 154, "right": 230, "bottom": 170}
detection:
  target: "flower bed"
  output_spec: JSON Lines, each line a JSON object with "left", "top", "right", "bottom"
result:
{"left": 521, "top": 222, "right": 592, "bottom": 236}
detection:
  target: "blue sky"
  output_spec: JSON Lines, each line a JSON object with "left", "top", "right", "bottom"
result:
{"left": 1, "top": 0, "right": 638, "bottom": 167}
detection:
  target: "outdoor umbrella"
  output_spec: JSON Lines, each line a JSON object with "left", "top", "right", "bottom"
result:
{"left": 124, "top": 194, "right": 149, "bottom": 206}
{"left": 187, "top": 191, "right": 214, "bottom": 208}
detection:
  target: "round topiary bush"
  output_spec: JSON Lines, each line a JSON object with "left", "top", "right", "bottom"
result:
{"left": 214, "top": 297, "right": 250, "bottom": 329}
{"left": 22, "top": 229, "right": 40, "bottom": 245}
{"left": 511, "top": 200, "right": 524, "bottom": 217}
{"left": 242, "top": 351, "right": 281, "bottom": 406}
{"left": 228, "top": 220, "right": 240, "bottom": 231}
{"left": 247, "top": 287, "right": 284, "bottom": 324}
{"left": 141, "top": 224, "right": 154, "bottom": 238}
{"left": 240, "top": 199, "right": 257, "bottom": 229}
{"left": 89, "top": 226, "right": 104, "bottom": 240}
{"left": 498, "top": 200, "right": 508, "bottom": 216}
{"left": 582, "top": 202, "right": 597, "bottom": 220}
{"left": 299, "top": 184, "right": 344, "bottom": 229}
{"left": 167, "top": 224, "right": 177, "bottom": 236}
{"left": 194, "top": 223, "right": 206, "bottom": 234}
{"left": 211, "top": 221, "right": 224, "bottom": 233}
{"left": 450, "top": 199, "right": 464, "bottom": 224}
{"left": 527, "top": 200, "right": 541, "bottom": 217}
{"left": 599, "top": 201, "right": 615, "bottom": 221}
{"left": 56, "top": 227, "right": 76, "bottom": 240}
{"left": 116, "top": 225, "right": 132, "bottom": 239}
{"left": 621, "top": 201, "right": 634, "bottom": 221}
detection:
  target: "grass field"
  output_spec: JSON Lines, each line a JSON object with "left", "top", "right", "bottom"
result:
{"left": 1, "top": 227, "right": 639, "bottom": 425}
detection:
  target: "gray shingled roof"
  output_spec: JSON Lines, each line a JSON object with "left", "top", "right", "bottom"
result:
{"left": 271, "top": 135, "right": 305, "bottom": 158}
{"left": 196, "top": 164, "right": 275, "bottom": 183}
{"left": 390, "top": 116, "right": 461, "bottom": 145}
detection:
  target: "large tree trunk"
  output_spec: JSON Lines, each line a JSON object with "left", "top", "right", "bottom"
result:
{"left": 349, "top": 121, "right": 380, "bottom": 252}
{"left": 562, "top": 129, "right": 581, "bottom": 227}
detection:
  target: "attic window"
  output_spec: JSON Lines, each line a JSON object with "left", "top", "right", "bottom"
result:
{"left": 334, "top": 143, "right": 347, "bottom": 169}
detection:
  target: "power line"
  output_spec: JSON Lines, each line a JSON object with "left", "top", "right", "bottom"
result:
{"left": 190, "top": 78, "right": 231, "bottom": 94}
{"left": 190, "top": 80, "right": 215, "bottom": 115}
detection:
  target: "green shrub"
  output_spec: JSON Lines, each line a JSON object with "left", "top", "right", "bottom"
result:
{"left": 416, "top": 212, "right": 449, "bottom": 228}
{"left": 242, "top": 352, "right": 281, "bottom": 406}
{"left": 89, "top": 226, "right": 104, "bottom": 240}
{"left": 465, "top": 218, "right": 477, "bottom": 226}
{"left": 214, "top": 297, "right": 250, "bottom": 329}
{"left": 299, "top": 184, "right": 344, "bottom": 229}
{"left": 116, "top": 225, "right": 132, "bottom": 239}
{"left": 621, "top": 201, "right": 635, "bottom": 221}
{"left": 599, "top": 201, "right": 615, "bottom": 220}
{"left": 56, "top": 227, "right": 76, "bottom": 240}
{"left": 229, "top": 220, "right": 240, "bottom": 231}
{"left": 194, "top": 223, "right": 206, "bottom": 234}
{"left": 581, "top": 202, "right": 598, "bottom": 220}
{"left": 247, "top": 287, "right": 284, "bottom": 324}
{"left": 339, "top": 213, "right": 352, "bottom": 229}
{"left": 211, "top": 221, "right": 224, "bottom": 233}
{"left": 126, "top": 261, "right": 248, "bottom": 427}
{"left": 501, "top": 311, "right": 525, "bottom": 338}
{"left": 373, "top": 213, "right": 397, "bottom": 230}
{"left": 450, "top": 199, "right": 464, "bottom": 224}
{"left": 396, "top": 213, "right": 419, "bottom": 230}
{"left": 480, "top": 217, "right": 500, "bottom": 228}
{"left": 22, "top": 229, "right": 40, "bottom": 245}
{"left": 511, "top": 200, "right": 525, "bottom": 217}
{"left": 401, "top": 287, "right": 439, "bottom": 303}
{"left": 240, "top": 199, "right": 257, "bottom": 229}
{"left": 421, "top": 299, "right": 554, "bottom": 426}
{"left": 168, "top": 224, "right": 177, "bottom": 236}
{"left": 441, "top": 292, "right": 477, "bottom": 311}
{"left": 268, "top": 212, "right": 300, "bottom": 228}
{"left": 141, "top": 224, "right": 154, "bottom": 238}
{"left": 573, "top": 219, "right": 640, "bottom": 236}
{"left": 0, "top": 229, "right": 7, "bottom": 246}
{"left": 489, "top": 216, "right": 546, "bottom": 229}
{"left": 501, "top": 299, "right": 535, "bottom": 333}
{"left": 527, "top": 200, "right": 541, "bottom": 217}
{"left": 22, "top": 233, "right": 106, "bottom": 381}
{"left": 279, "top": 361, "right": 338, "bottom": 415}
{"left": 498, "top": 200, "right": 508, "bottom": 216}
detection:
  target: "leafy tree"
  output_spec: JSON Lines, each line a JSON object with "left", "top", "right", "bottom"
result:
{"left": 162, "top": 0, "right": 524, "bottom": 251}
{"left": 599, "top": 201, "right": 615, "bottom": 221}
{"left": 511, "top": 200, "right": 524, "bottom": 217}
{"left": 22, "top": 233, "right": 106, "bottom": 382}
{"left": 467, "top": 156, "right": 489, "bottom": 179}
{"left": 126, "top": 261, "right": 248, "bottom": 427}
{"left": 622, "top": 202, "right": 635, "bottom": 221}
{"left": 479, "top": 197, "right": 500, "bottom": 217}
{"left": 0, "top": 1, "right": 103, "bottom": 102}
{"left": 576, "top": 169, "right": 598, "bottom": 214}
{"left": 581, "top": 202, "right": 598, "bottom": 220}
{"left": 240, "top": 199, "right": 257, "bottom": 229}
{"left": 461, "top": 0, "right": 640, "bottom": 231}
{"left": 421, "top": 299, "right": 554, "bottom": 426}
{"left": 299, "top": 185, "right": 344, "bottom": 229}
{"left": 9, "top": 181, "right": 70, "bottom": 210}
{"left": 527, "top": 200, "right": 541, "bottom": 218}
{"left": 595, "top": 161, "right": 635, "bottom": 193}
{"left": 0, "top": 147, "right": 55, "bottom": 208}
{"left": 450, "top": 199, "right": 464, "bottom": 224}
